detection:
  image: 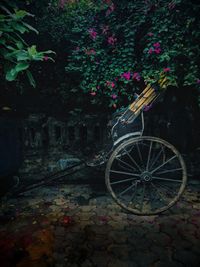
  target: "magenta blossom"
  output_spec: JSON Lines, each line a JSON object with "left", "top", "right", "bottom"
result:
{"left": 108, "top": 35, "right": 117, "bottom": 45}
{"left": 43, "top": 56, "right": 49, "bottom": 61}
{"left": 90, "top": 91, "right": 96, "bottom": 96}
{"left": 58, "top": 0, "right": 67, "bottom": 9}
{"left": 106, "top": 3, "right": 115, "bottom": 16}
{"left": 111, "top": 94, "right": 118, "bottom": 99}
{"left": 147, "top": 32, "right": 154, "bottom": 37}
{"left": 154, "top": 48, "right": 161, "bottom": 54}
{"left": 153, "top": 42, "right": 160, "bottom": 48}
{"left": 168, "top": 1, "right": 176, "bottom": 9}
{"left": 133, "top": 72, "right": 141, "bottom": 81}
{"left": 88, "top": 28, "right": 97, "bottom": 40}
{"left": 115, "top": 77, "right": 118, "bottom": 81}
{"left": 143, "top": 104, "right": 153, "bottom": 112}
{"left": 148, "top": 48, "right": 154, "bottom": 54}
{"left": 163, "top": 67, "right": 171, "bottom": 72}
{"left": 106, "top": 81, "right": 111, "bottom": 86}
{"left": 97, "top": 85, "right": 100, "bottom": 89}
{"left": 121, "top": 72, "right": 131, "bottom": 80}
{"left": 85, "top": 49, "right": 96, "bottom": 55}
{"left": 111, "top": 82, "right": 115, "bottom": 88}
{"left": 197, "top": 79, "right": 200, "bottom": 84}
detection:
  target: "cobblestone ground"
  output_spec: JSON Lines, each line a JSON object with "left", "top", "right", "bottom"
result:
{"left": 0, "top": 179, "right": 200, "bottom": 267}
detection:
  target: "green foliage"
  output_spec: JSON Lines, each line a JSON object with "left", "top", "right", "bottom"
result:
{"left": 65, "top": 0, "right": 200, "bottom": 108}
{"left": 0, "top": 2, "right": 55, "bottom": 87}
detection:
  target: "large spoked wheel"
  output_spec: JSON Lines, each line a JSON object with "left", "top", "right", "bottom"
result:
{"left": 105, "top": 136, "right": 187, "bottom": 215}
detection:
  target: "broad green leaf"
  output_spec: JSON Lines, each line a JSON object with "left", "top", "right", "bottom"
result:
{"left": 6, "top": 68, "right": 18, "bottom": 81}
{"left": 16, "top": 41, "right": 23, "bottom": 49}
{"left": 12, "top": 23, "right": 27, "bottom": 34}
{"left": 16, "top": 50, "right": 30, "bottom": 61}
{"left": 15, "top": 62, "right": 29, "bottom": 72}
{"left": 14, "top": 10, "right": 28, "bottom": 19}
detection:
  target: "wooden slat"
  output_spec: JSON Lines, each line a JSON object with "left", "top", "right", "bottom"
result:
{"left": 129, "top": 86, "right": 155, "bottom": 114}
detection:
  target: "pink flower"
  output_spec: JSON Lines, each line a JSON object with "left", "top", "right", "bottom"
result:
{"left": 121, "top": 72, "right": 131, "bottom": 80}
{"left": 147, "top": 32, "right": 154, "bottom": 37}
{"left": 154, "top": 48, "right": 161, "bottom": 54}
{"left": 143, "top": 104, "right": 153, "bottom": 112}
{"left": 153, "top": 42, "right": 160, "bottom": 48}
{"left": 90, "top": 92, "right": 96, "bottom": 96}
{"left": 104, "top": 0, "right": 112, "bottom": 4}
{"left": 110, "top": 3, "right": 115, "bottom": 12}
{"left": 113, "top": 103, "right": 117, "bottom": 108}
{"left": 97, "top": 85, "right": 100, "bottom": 89}
{"left": 108, "top": 35, "right": 117, "bottom": 45}
{"left": 148, "top": 48, "right": 154, "bottom": 54}
{"left": 168, "top": 1, "right": 176, "bottom": 9}
{"left": 85, "top": 49, "right": 96, "bottom": 55}
{"left": 133, "top": 72, "right": 141, "bottom": 81}
{"left": 43, "top": 56, "right": 49, "bottom": 61}
{"left": 88, "top": 28, "right": 97, "bottom": 40}
{"left": 106, "top": 4, "right": 115, "bottom": 16}
{"left": 111, "top": 94, "right": 117, "bottom": 99}
{"left": 163, "top": 67, "right": 171, "bottom": 72}
{"left": 58, "top": 0, "right": 67, "bottom": 9}
{"left": 106, "top": 81, "right": 111, "bottom": 86}
{"left": 111, "top": 82, "right": 115, "bottom": 88}
{"left": 197, "top": 79, "right": 200, "bottom": 84}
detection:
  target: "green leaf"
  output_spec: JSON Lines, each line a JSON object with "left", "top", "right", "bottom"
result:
{"left": 22, "top": 21, "right": 39, "bottom": 34}
{"left": 15, "top": 62, "right": 29, "bottom": 72}
{"left": 6, "top": 68, "right": 18, "bottom": 81}
{"left": 26, "top": 70, "right": 36, "bottom": 88}
{"left": 14, "top": 10, "right": 29, "bottom": 19}
{"left": 12, "top": 23, "right": 27, "bottom": 34}
{"left": 16, "top": 50, "right": 30, "bottom": 61}
{"left": 28, "top": 45, "right": 37, "bottom": 56}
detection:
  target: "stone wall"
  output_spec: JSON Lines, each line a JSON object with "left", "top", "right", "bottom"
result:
{"left": 18, "top": 113, "right": 108, "bottom": 180}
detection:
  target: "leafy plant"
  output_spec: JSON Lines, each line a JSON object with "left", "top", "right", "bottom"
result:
{"left": 0, "top": 2, "right": 55, "bottom": 87}
{"left": 65, "top": 0, "right": 200, "bottom": 108}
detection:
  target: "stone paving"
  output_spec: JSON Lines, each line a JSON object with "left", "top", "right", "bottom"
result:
{"left": 0, "top": 179, "right": 200, "bottom": 267}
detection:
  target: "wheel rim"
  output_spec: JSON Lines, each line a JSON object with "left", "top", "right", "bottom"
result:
{"left": 105, "top": 136, "right": 187, "bottom": 215}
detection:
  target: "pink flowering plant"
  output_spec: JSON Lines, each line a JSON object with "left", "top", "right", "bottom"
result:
{"left": 65, "top": 0, "right": 200, "bottom": 108}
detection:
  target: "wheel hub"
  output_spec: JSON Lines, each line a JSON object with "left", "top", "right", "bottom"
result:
{"left": 141, "top": 171, "right": 152, "bottom": 182}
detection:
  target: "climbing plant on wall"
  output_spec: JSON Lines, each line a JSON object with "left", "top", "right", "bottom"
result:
{"left": 65, "top": 0, "right": 200, "bottom": 108}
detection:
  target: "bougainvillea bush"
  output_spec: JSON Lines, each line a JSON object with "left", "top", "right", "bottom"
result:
{"left": 65, "top": 0, "right": 200, "bottom": 108}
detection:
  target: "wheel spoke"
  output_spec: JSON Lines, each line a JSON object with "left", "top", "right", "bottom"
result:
{"left": 128, "top": 182, "right": 138, "bottom": 205}
{"left": 115, "top": 157, "right": 139, "bottom": 173}
{"left": 146, "top": 141, "right": 152, "bottom": 171}
{"left": 149, "top": 145, "right": 164, "bottom": 171}
{"left": 151, "top": 155, "right": 177, "bottom": 174}
{"left": 150, "top": 182, "right": 168, "bottom": 204}
{"left": 156, "top": 168, "right": 182, "bottom": 175}
{"left": 119, "top": 183, "right": 136, "bottom": 197}
{"left": 123, "top": 148, "right": 143, "bottom": 172}
{"left": 110, "top": 169, "right": 141, "bottom": 177}
{"left": 110, "top": 177, "right": 137, "bottom": 185}
{"left": 139, "top": 183, "right": 145, "bottom": 211}
{"left": 152, "top": 176, "right": 182, "bottom": 183}
{"left": 136, "top": 142, "right": 143, "bottom": 164}
{"left": 154, "top": 182, "right": 176, "bottom": 196}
